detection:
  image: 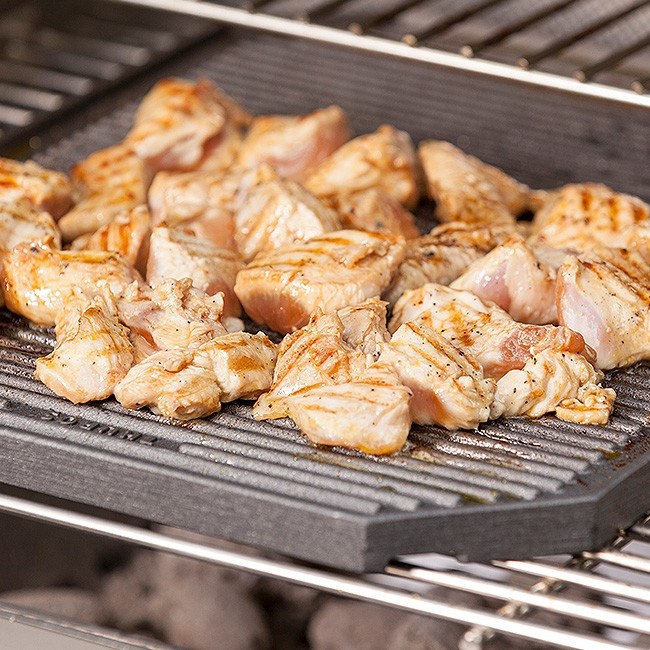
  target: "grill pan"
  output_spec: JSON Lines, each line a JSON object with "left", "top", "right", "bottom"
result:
{"left": 0, "top": 28, "right": 649, "bottom": 573}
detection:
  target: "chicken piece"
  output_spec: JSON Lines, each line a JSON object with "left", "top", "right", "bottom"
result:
{"left": 0, "top": 157, "right": 72, "bottom": 219}
{"left": 304, "top": 125, "right": 420, "bottom": 209}
{"left": 127, "top": 77, "right": 250, "bottom": 174}
{"left": 117, "top": 278, "right": 228, "bottom": 362}
{"left": 253, "top": 310, "right": 411, "bottom": 455}
{"left": 336, "top": 297, "right": 389, "bottom": 358}
{"left": 148, "top": 169, "right": 239, "bottom": 250}
{"left": 238, "top": 105, "right": 349, "bottom": 181}
{"left": 235, "top": 229, "right": 406, "bottom": 334}
{"left": 451, "top": 234, "right": 558, "bottom": 324}
{"left": 2, "top": 243, "right": 140, "bottom": 326}
{"left": 233, "top": 164, "right": 341, "bottom": 262}
{"left": 390, "top": 284, "right": 591, "bottom": 380}
{"left": 114, "top": 331, "right": 277, "bottom": 420}
{"left": 325, "top": 188, "right": 419, "bottom": 239}
{"left": 529, "top": 183, "right": 650, "bottom": 260}
{"left": 383, "top": 222, "right": 514, "bottom": 304}
{"left": 556, "top": 248, "right": 650, "bottom": 369}
{"left": 146, "top": 226, "right": 242, "bottom": 317}
{"left": 418, "top": 140, "right": 531, "bottom": 226}
{"left": 59, "top": 143, "right": 148, "bottom": 242}
{"left": 0, "top": 198, "right": 61, "bottom": 252}
{"left": 70, "top": 204, "right": 151, "bottom": 273}
{"left": 490, "top": 349, "right": 615, "bottom": 424}
{"left": 35, "top": 290, "right": 134, "bottom": 403}
{"left": 379, "top": 316, "right": 495, "bottom": 429}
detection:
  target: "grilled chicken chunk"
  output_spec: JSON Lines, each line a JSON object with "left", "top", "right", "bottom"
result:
{"left": 117, "top": 278, "right": 229, "bottom": 362}
{"left": 114, "top": 331, "right": 277, "bottom": 420}
{"left": 235, "top": 229, "right": 406, "bottom": 334}
{"left": 238, "top": 105, "right": 350, "bottom": 181}
{"left": 35, "top": 291, "right": 134, "bottom": 404}
{"left": 146, "top": 226, "right": 243, "bottom": 317}
{"left": 336, "top": 297, "right": 389, "bottom": 358}
{"left": 59, "top": 143, "right": 148, "bottom": 242}
{"left": 71, "top": 204, "right": 151, "bottom": 273}
{"left": 148, "top": 169, "right": 239, "bottom": 250}
{"left": 305, "top": 125, "right": 420, "bottom": 209}
{"left": 234, "top": 164, "right": 341, "bottom": 262}
{"left": 3, "top": 243, "right": 140, "bottom": 326}
{"left": 390, "top": 284, "right": 591, "bottom": 380}
{"left": 379, "top": 316, "right": 495, "bottom": 429}
{"left": 0, "top": 157, "right": 72, "bottom": 219}
{"left": 556, "top": 248, "right": 650, "bottom": 369}
{"left": 0, "top": 198, "right": 61, "bottom": 252}
{"left": 384, "top": 222, "right": 514, "bottom": 304}
{"left": 127, "top": 77, "right": 251, "bottom": 174}
{"left": 491, "top": 349, "right": 615, "bottom": 424}
{"left": 451, "top": 234, "right": 558, "bottom": 324}
{"left": 324, "top": 188, "right": 419, "bottom": 239}
{"left": 254, "top": 310, "right": 411, "bottom": 455}
{"left": 529, "top": 183, "right": 650, "bottom": 260}
{"left": 418, "top": 140, "right": 531, "bottom": 226}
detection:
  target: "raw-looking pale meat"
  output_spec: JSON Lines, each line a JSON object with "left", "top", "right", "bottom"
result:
{"left": 418, "top": 140, "right": 531, "bottom": 226}
{"left": 114, "top": 331, "right": 277, "bottom": 420}
{"left": 384, "top": 221, "right": 514, "bottom": 304}
{"left": 390, "top": 284, "right": 591, "bottom": 380}
{"left": 117, "top": 278, "right": 228, "bottom": 362}
{"left": 148, "top": 169, "right": 239, "bottom": 250}
{"left": 304, "top": 125, "right": 420, "bottom": 209}
{"left": 324, "top": 188, "right": 419, "bottom": 239}
{"left": 238, "top": 105, "right": 350, "bottom": 181}
{"left": 379, "top": 316, "right": 495, "bottom": 429}
{"left": 146, "top": 226, "right": 243, "bottom": 317}
{"left": 490, "top": 349, "right": 615, "bottom": 425}
{"left": 529, "top": 183, "right": 650, "bottom": 259}
{"left": 253, "top": 310, "right": 411, "bottom": 455}
{"left": 0, "top": 157, "right": 72, "bottom": 219}
{"left": 451, "top": 234, "right": 558, "bottom": 324}
{"left": 2, "top": 243, "right": 140, "bottom": 326}
{"left": 235, "top": 229, "right": 406, "bottom": 334}
{"left": 71, "top": 204, "right": 151, "bottom": 273}
{"left": 126, "top": 77, "right": 251, "bottom": 173}
{"left": 35, "top": 291, "right": 134, "bottom": 403}
{"left": 0, "top": 198, "right": 62, "bottom": 252}
{"left": 336, "top": 297, "right": 389, "bottom": 358}
{"left": 556, "top": 248, "right": 650, "bottom": 369}
{"left": 59, "top": 143, "right": 148, "bottom": 242}
{"left": 233, "top": 164, "right": 341, "bottom": 262}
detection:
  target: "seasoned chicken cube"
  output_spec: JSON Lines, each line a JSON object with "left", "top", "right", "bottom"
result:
{"left": 146, "top": 226, "right": 243, "bottom": 317}
{"left": 148, "top": 169, "right": 239, "bottom": 250}
{"left": 451, "top": 234, "right": 558, "bottom": 324}
{"left": 233, "top": 164, "right": 341, "bottom": 262}
{"left": 127, "top": 77, "right": 251, "bottom": 173}
{"left": 59, "top": 143, "right": 148, "bottom": 242}
{"left": 390, "top": 284, "right": 591, "bottom": 379}
{"left": 491, "top": 349, "right": 615, "bottom": 424}
{"left": 556, "top": 248, "right": 650, "bottom": 369}
{"left": 71, "top": 204, "right": 151, "bottom": 273}
{"left": 2, "top": 243, "right": 140, "bottom": 326}
{"left": 117, "top": 278, "right": 228, "bottom": 362}
{"left": 529, "top": 183, "right": 650, "bottom": 260}
{"left": 35, "top": 291, "right": 134, "bottom": 404}
{"left": 235, "top": 229, "right": 406, "bottom": 334}
{"left": 238, "top": 105, "right": 349, "bottom": 181}
{"left": 0, "top": 198, "right": 61, "bottom": 252}
{"left": 114, "top": 331, "right": 277, "bottom": 420}
{"left": 384, "top": 221, "right": 513, "bottom": 304}
{"left": 304, "top": 125, "right": 420, "bottom": 209}
{"left": 325, "top": 188, "right": 419, "bottom": 239}
{"left": 379, "top": 316, "right": 495, "bottom": 429}
{"left": 418, "top": 140, "right": 531, "bottom": 226}
{"left": 254, "top": 310, "right": 411, "bottom": 455}
{"left": 336, "top": 297, "right": 389, "bottom": 358}
{"left": 0, "top": 157, "right": 72, "bottom": 219}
